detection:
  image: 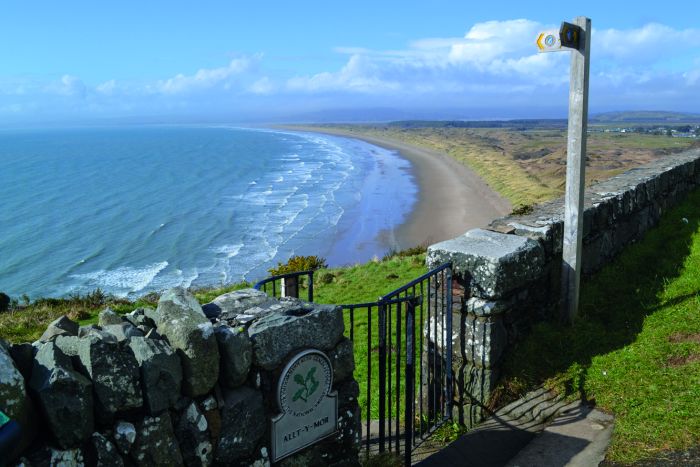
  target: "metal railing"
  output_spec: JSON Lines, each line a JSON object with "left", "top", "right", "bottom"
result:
{"left": 254, "top": 262, "right": 454, "bottom": 465}
{"left": 253, "top": 270, "right": 314, "bottom": 302}
{"left": 340, "top": 262, "right": 453, "bottom": 464}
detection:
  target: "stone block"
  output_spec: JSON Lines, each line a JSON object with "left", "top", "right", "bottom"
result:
{"left": 0, "top": 341, "right": 35, "bottom": 457}
{"left": 328, "top": 338, "right": 354, "bottom": 384}
{"left": 248, "top": 303, "right": 343, "bottom": 370}
{"left": 463, "top": 315, "right": 507, "bottom": 368}
{"left": 155, "top": 287, "right": 220, "bottom": 397}
{"left": 461, "top": 364, "right": 500, "bottom": 405}
{"left": 130, "top": 412, "right": 184, "bottom": 466}
{"left": 427, "top": 229, "right": 545, "bottom": 299}
{"left": 98, "top": 307, "right": 123, "bottom": 326}
{"left": 29, "top": 342, "right": 94, "bottom": 448}
{"left": 202, "top": 288, "right": 272, "bottom": 320}
{"left": 39, "top": 315, "right": 79, "bottom": 342}
{"left": 129, "top": 336, "right": 182, "bottom": 413}
{"left": 76, "top": 335, "right": 142, "bottom": 421}
{"left": 175, "top": 401, "right": 214, "bottom": 467}
{"left": 215, "top": 386, "right": 265, "bottom": 463}
{"left": 214, "top": 324, "right": 252, "bottom": 388}
{"left": 101, "top": 322, "right": 145, "bottom": 342}
{"left": 87, "top": 432, "right": 124, "bottom": 467}
{"left": 113, "top": 421, "right": 137, "bottom": 455}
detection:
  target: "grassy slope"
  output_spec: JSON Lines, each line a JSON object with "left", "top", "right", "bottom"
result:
{"left": 316, "top": 125, "right": 697, "bottom": 210}
{"left": 497, "top": 188, "right": 700, "bottom": 463}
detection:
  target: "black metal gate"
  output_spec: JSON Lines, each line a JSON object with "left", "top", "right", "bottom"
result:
{"left": 255, "top": 262, "right": 454, "bottom": 465}
{"left": 342, "top": 262, "right": 453, "bottom": 465}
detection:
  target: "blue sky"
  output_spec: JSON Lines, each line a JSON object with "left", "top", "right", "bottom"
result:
{"left": 1, "top": 1, "right": 699, "bottom": 124}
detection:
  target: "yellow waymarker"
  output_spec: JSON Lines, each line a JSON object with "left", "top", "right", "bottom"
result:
{"left": 536, "top": 30, "right": 562, "bottom": 52}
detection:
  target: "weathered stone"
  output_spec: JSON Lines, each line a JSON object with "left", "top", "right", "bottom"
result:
{"left": 29, "top": 342, "right": 93, "bottom": 448}
{"left": 145, "top": 328, "right": 162, "bottom": 340}
{"left": 214, "top": 324, "right": 252, "bottom": 388}
{"left": 20, "top": 446, "right": 86, "bottom": 466}
{"left": 215, "top": 386, "right": 265, "bottom": 463}
{"left": 128, "top": 336, "right": 182, "bottom": 414}
{"left": 336, "top": 379, "right": 360, "bottom": 408}
{"left": 335, "top": 402, "right": 362, "bottom": 456}
{"left": 113, "top": 421, "right": 137, "bottom": 455}
{"left": 220, "top": 296, "right": 314, "bottom": 326}
{"left": 461, "top": 364, "right": 500, "bottom": 404}
{"left": 155, "top": 288, "right": 220, "bottom": 396}
{"left": 54, "top": 335, "right": 82, "bottom": 357}
{"left": 9, "top": 342, "right": 34, "bottom": 381}
{"left": 247, "top": 303, "right": 343, "bottom": 370}
{"left": 124, "top": 307, "right": 156, "bottom": 328}
{"left": 175, "top": 401, "right": 214, "bottom": 467}
{"left": 0, "top": 341, "right": 34, "bottom": 458}
{"left": 201, "top": 395, "right": 218, "bottom": 411}
{"left": 88, "top": 432, "right": 124, "bottom": 467}
{"left": 201, "top": 288, "right": 271, "bottom": 319}
{"left": 99, "top": 307, "right": 123, "bottom": 326}
{"left": 78, "top": 324, "right": 101, "bottom": 338}
{"left": 76, "top": 335, "right": 142, "bottom": 420}
{"left": 130, "top": 412, "right": 184, "bottom": 466}
{"left": 329, "top": 338, "right": 354, "bottom": 383}
{"left": 102, "top": 322, "right": 145, "bottom": 342}
{"left": 463, "top": 315, "right": 507, "bottom": 368}
{"left": 39, "top": 315, "right": 79, "bottom": 342}
{"left": 427, "top": 229, "right": 545, "bottom": 299}
{"left": 465, "top": 296, "right": 514, "bottom": 316}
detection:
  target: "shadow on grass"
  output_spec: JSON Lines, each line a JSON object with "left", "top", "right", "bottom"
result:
{"left": 498, "top": 187, "right": 700, "bottom": 403}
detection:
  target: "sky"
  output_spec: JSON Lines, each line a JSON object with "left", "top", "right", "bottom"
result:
{"left": 1, "top": 1, "right": 699, "bottom": 125}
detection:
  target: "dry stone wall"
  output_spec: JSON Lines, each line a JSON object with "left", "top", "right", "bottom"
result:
{"left": 0, "top": 288, "right": 360, "bottom": 466}
{"left": 426, "top": 148, "right": 700, "bottom": 426}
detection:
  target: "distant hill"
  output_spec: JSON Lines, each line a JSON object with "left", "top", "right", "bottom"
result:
{"left": 591, "top": 111, "right": 700, "bottom": 123}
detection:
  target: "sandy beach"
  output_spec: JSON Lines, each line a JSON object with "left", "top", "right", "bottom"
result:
{"left": 278, "top": 126, "right": 512, "bottom": 249}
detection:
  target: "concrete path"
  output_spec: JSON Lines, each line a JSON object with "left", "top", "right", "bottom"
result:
{"left": 507, "top": 402, "right": 614, "bottom": 467}
{"left": 415, "top": 389, "right": 614, "bottom": 467}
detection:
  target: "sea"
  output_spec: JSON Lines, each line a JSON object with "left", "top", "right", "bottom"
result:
{"left": 0, "top": 126, "right": 417, "bottom": 299}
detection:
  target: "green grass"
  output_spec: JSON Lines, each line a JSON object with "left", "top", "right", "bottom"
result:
{"left": 497, "top": 188, "right": 700, "bottom": 464}
{"left": 310, "top": 254, "right": 428, "bottom": 419}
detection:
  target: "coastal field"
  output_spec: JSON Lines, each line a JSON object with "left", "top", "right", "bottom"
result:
{"left": 296, "top": 124, "right": 699, "bottom": 211}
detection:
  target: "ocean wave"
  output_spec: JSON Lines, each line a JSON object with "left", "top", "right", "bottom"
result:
{"left": 213, "top": 243, "right": 244, "bottom": 258}
{"left": 70, "top": 261, "right": 169, "bottom": 296}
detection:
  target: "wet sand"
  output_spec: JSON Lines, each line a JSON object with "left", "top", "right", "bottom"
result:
{"left": 277, "top": 126, "right": 512, "bottom": 249}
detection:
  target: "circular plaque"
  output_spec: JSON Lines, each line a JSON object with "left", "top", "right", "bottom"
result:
{"left": 277, "top": 349, "right": 333, "bottom": 417}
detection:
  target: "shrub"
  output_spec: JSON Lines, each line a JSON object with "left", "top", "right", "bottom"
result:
{"left": 381, "top": 244, "right": 427, "bottom": 261}
{"left": 268, "top": 255, "right": 328, "bottom": 276}
{"left": 510, "top": 204, "right": 534, "bottom": 216}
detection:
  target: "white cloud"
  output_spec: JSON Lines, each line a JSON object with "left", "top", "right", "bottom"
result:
{"left": 287, "top": 55, "right": 402, "bottom": 93}
{"left": 594, "top": 23, "right": 700, "bottom": 62}
{"left": 153, "top": 56, "right": 257, "bottom": 94}
{"left": 249, "top": 77, "right": 275, "bottom": 95}
{"left": 96, "top": 79, "right": 117, "bottom": 95}
{"left": 449, "top": 19, "right": 542, "bottom": 66}
{"left": 46, "top": 75, "right": 86, "bottom": 97}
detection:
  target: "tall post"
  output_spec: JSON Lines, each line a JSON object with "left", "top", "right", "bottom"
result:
{"left": 561, "top": 16, "right": 591, "bottom": 323}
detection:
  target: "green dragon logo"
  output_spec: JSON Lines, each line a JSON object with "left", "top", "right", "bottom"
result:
{"left": 292, "top": 366, "right": 319, "bottom": 403}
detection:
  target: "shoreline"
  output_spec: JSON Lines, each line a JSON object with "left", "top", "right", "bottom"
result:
{"left": 275, "top": 125, "right": 512, "bottom": 250}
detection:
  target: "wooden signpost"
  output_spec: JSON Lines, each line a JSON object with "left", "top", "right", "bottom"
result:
{"left": 537, "top": 17, "right": 591, "bottom": 323}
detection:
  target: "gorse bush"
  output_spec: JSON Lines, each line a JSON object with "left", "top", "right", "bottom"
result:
{"left": 268, "top": 255, "right": 328, "bottom": 276}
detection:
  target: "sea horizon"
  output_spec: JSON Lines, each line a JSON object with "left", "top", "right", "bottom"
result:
{"left": 0, "top": 125, "right": 417, "bottom": 299}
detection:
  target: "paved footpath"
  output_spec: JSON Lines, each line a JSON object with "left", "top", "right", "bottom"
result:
{"left": 416, "top": 389, "right": 614, "bottom": 467}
